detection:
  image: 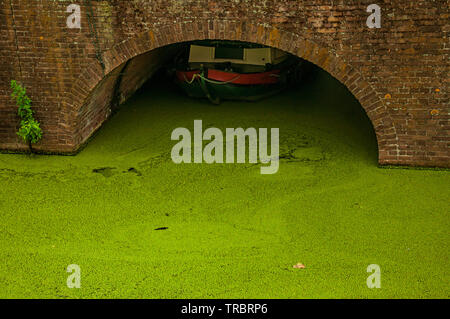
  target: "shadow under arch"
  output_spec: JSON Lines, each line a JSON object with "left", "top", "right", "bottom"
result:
{"left": 65, "top": 20, "right": 398, "bottom": 164}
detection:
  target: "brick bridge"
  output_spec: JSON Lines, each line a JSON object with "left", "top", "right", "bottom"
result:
{"left": 0, "top": 1, "right": 448, "bottom": 167}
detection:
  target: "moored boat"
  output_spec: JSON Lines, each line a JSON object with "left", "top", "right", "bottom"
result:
{"left": 174, "top": 41, "right": 300, "bottom": 104}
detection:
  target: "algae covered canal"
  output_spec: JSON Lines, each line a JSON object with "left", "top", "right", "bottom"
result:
{"left": 0, "top": 69, "right": 448, "bottom": 298}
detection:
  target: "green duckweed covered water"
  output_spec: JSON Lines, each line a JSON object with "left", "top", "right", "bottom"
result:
{"left": 0, "top": 70, "right": 448, "bottom": 298}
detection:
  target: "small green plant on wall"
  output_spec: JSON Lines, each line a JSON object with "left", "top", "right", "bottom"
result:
{"left": 10, "top": 80, "right": 42, "bottom": 152}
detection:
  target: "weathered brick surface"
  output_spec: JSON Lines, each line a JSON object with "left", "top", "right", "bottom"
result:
{"left": 0, "top": 0, "right": 448, "bottom": 167}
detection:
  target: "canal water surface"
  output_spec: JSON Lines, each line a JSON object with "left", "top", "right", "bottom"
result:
{"left": 0, "top": 69, "right": 448, "bottom": 298}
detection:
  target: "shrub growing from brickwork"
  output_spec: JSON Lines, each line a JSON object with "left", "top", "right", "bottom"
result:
{"left": 10, "top": 80, "right": 42, "bottom": 152}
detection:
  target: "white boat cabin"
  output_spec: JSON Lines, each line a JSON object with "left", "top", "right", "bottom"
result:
{"left": 188, "top": 44, "right": 289, "bottom": 72}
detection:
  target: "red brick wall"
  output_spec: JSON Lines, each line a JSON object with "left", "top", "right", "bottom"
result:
{"left": 0, "top": 0, "right": 448, "bottom": 167}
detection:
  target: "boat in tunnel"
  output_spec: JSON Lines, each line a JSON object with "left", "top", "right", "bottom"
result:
{"left": 174, "top": 41, "right": 302, "bottom": 104}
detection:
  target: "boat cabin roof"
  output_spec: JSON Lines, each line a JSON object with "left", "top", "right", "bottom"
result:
{"left": 188, "top": 44, "right": 288, "bottom": 66}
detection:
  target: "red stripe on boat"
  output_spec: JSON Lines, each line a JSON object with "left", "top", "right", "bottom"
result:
{"left": 176, "top": 70, "right": 200, "bottom": 82}
{"left": 176, "top": 69, "right": 280, "bottom": 85}
{"left": 207, "top": 69, "right": 280, "bottom": 85}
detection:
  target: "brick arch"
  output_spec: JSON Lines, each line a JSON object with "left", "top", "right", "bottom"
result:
{"left": 67, "top": 20, "right": 398, "bottom": 163}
